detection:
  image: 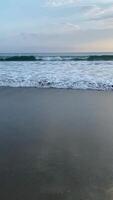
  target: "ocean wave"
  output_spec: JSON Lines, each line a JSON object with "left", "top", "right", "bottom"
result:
{"left": 0, "top": 59, "right": 113, "bottom": 90}
{"left": 0, "top": 55, "right": 113, "bottom": 61}
{"left": 0, "top": 56, "right": 37, "bottom": 61}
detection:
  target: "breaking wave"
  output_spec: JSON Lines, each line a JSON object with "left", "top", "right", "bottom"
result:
{"left": 0, "top": 59, "right": 113, "bottom": 90}
{"left": 1, "top": 55, "right": 113, "bottom": 61}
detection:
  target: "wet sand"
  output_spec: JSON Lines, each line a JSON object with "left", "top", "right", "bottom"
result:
{"left": 0, "top": 88, "right": 113, "bottom": 200}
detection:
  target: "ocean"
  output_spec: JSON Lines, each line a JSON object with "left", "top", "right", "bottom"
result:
{"left": 0, "top": 52, "right": 113, "bottom": 90}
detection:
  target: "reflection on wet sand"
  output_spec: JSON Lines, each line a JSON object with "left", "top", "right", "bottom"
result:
{"left": 0, "top": 88, "right": 113, "bottom": 200}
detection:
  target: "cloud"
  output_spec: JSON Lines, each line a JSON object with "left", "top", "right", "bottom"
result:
{"left": 46, "top": 0, "right": 113, "bottom": 7}
{"left": 61, "top": 23, "right": 80, "bottom": 31}
{"left": 79, "top": 3, "right": 113, "bottom": 31}
{"left": 94, "top": 18, "right": 113, "bottom": 30}
{"left": 46, "top": 0, "right": 78, "bottom": 7}
{"left": 85, "top": 4, "right": 113, "bottom": 20}
{"left": 85, "top": 5, "right": 105, "bottom": 17}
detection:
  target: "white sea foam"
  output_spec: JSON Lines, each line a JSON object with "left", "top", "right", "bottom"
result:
{"left": 0, "top": 60, "right": 113, "bottom": 90}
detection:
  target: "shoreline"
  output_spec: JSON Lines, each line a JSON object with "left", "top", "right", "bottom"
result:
{"left": 0, "top": 86, "right": 113, "bottom": 92}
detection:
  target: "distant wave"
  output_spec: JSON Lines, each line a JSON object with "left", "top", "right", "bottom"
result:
{"left": 1, "top": 55, "right": 113, "bottom": 61}
{"left": 0, "top": 56, "right": 37, "bottom": 61}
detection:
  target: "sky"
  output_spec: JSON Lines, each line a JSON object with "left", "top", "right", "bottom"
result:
{"left": 0, "top": 0, "right": 113, "bottom": 52}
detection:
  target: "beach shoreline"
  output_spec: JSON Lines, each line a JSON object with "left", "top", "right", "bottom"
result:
{"left": 0, "top": 88, "right": 113, "bottom": 200}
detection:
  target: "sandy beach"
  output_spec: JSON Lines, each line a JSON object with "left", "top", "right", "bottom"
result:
{"left": 0, "top": 88, "right": 113, "bottom": 200}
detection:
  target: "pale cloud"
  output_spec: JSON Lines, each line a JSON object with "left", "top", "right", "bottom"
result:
{"left": 85, "top": 5, "right": 113, "bottom": 19}
{"left": 62, "top": 23, "right": 80, "bottom": 31}
{"left": 80, "top": 3, "right": 113, "bottom": 31}
{"left": 83, "top": 18, "right": 113, "bottom": 31}
{"left": 94, "top": 18, "right": 113, "bottom": 30}
{"left": 85, "top": 5, "right": 105, "bottom": 17}
{"left": 46, "top": 0, "right": 113, "bottom": 7}
{"left": 46, "top": 0, "right": 78, "bottom": 7}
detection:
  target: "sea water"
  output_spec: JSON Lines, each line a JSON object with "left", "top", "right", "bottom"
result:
{"left": 0, "top": 53, "right": 113, "bottom": 90}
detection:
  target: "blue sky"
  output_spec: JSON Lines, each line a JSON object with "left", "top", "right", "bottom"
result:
{"left": 0, "top": 0, "right": 113, "bottom": 52}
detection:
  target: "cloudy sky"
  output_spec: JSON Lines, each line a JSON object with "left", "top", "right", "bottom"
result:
{"left": 0, "top": 0, "right": 113, "bottom": 52}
